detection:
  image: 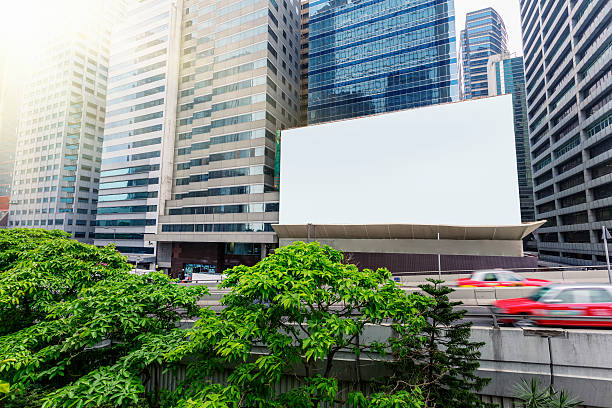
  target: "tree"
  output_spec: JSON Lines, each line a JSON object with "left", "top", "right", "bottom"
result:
{"left": 166, "top": 241, "right": 432, "bottom": 407}
{"left": 386, "top": 279, "right": 491, "bottom": 408}
{"left": 1, "top": 233, "right": 492, "bottom": 407}
{"left": 0, "top": 229, "right": 207, "bottom": 407}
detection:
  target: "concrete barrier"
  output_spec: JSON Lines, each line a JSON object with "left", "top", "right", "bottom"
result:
{"left": 197, "top": 287, "right": 538, "bottom": 307}
{"left": 474, "top": 327, "right": 612, "bottom": 407}
{"left": 402, "top": 286, "right": 536, "bottom": 305}
{"left": 176, "top": 316, "right": 611, "bottom": 406}
{"left": 396, "top": 269, "right": 611, "bottom": 287}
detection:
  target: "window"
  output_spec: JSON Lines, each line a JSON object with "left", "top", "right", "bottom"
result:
{"left": 556, "top": 289, "right": 591, "bottom": 303}
{"left": 590, "top": 289, "right": 612, "bottom": 303}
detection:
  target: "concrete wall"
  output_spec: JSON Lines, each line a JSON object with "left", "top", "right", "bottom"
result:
{"left": 475, "top": 327, "right": 612, "bottom": 407}
{"left": 349, "top": 325, "right": 612, "bottom": 407}
{"left": 162, "top": 322, "right": 611, "bottom": 407}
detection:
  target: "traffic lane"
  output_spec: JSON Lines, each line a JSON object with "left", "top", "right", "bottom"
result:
{"left": 193, "top": 301, "right": 612, "bottom": 330}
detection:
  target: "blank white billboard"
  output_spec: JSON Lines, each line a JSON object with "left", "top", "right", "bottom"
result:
{"left": 279, "top": 95, "right": 521, "bottom": 226}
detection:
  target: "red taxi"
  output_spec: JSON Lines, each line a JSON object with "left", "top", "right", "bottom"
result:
{"left": 457, "top": 269, "right": 550, "bottom": 287}
{"left": 492, "top": 284, "right": 612, "bottom": 327}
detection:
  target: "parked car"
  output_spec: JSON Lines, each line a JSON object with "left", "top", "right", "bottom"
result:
{"left": 457, "top": 269, "right": 550, "bottom": 287}
{"left": 492, "top": 284, "right": 612, "bottom": 327}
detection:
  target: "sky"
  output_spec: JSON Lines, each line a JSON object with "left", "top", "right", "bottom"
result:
{"left": 0, "top": 0, "right": 525, "bottom": 62}
{"left": 454, "top": 0, "right": 524, "bottom": 56}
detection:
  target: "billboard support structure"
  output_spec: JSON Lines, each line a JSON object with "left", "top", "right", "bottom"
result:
{"left": 437, "top": 232, "right": 441, "bottom": 279}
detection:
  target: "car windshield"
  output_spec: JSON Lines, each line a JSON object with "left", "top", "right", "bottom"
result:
{"left": 528, "top": 286, "right": 553, "bottom": 302}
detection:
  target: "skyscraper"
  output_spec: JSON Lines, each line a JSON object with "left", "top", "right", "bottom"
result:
{"left": 460, "top": 7, "right": 508, "bottom": 100}
{"left": 519, "top": 0, "right": 612, "bottom": 264}
{"left": 156, "top": 0, "right": 300, "bottom": 276}
{"left": 487, "top": 53, "right": 534, "bottom": 224}
{"left": 95, "top": 0, "right": 181, "bottom": 265}
{"left": 8, "top": 1, "right": 124, "bottom": 242}
{"left": 97, "top": 0, "right": 301, "bottom": 273}
{"left": 299, "top": 0, "right": 309, "bottom": 125}
{"left": 0, "top": 52, "right": 26, "bottom": 199}
{"left": 307, "top": 0, "right": 458, "bottom": 125}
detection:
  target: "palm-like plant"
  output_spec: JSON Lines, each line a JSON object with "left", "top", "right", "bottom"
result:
{"left": 514, "top": 379, "right": 550, "bottom": 408}
{"left": 550, "top": 389, "right": 581, "bottom": 408}
{"left": 513, "top": 379, "right": 582, "bottom": 408}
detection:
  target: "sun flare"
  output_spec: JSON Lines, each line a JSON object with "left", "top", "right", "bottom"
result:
{"left": 0, "top": 0, "right": 96, "bottom": 64}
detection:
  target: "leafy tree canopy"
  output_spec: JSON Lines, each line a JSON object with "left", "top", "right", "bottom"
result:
{"left": 0, "top": 233, "right": 490, "bottom": 408}
{"left": 0, "top": 229, "right": 207, "bottom": 407}
{"left": 168, "top": 242, "right": 432, "bottom": 407}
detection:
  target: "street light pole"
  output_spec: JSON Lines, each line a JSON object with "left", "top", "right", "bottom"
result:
{"left": 603, "top": 226, "right": 612, "bottom": 284}
{"left": 437, "top": 232, "right": 441, "bottom": 280}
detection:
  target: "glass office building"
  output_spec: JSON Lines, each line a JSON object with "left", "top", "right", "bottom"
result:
{"left": 460, "top": 7, "right": 507, "bottom": 99}
{"left": 307, "top": 0, "right": 458, "bottom": 125}
{"left": 94, "top": 0, "right": 177, "bottom": 265}
{"left": 8, "top": 1, "right": 125, "bottom": 243}
{"left": 520, "top": 0, "right": 612, "bottom": 265}
{"left": 487, "top": 53, "right": 534, "bottom": 223}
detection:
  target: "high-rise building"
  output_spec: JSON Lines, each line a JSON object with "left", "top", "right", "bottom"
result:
{"left": 299, "top": 0, "right": 309, "bottom": 125}
{"left": 0, "top": 53, "right": 26, "bottom": 198}
{"left": 487, "top": 53, "right": 535, "bottom": 223}
{"left": 307, "top": 0, "right": 458, "bottom": 125}
{"left": 95, "top": 0, "right": 181, "bottom": 265}
{"left": 519, "top": 0, "right": 612, "bottom": 264}
{"left": 460, "top": 8, "right": 508, "bottom": 100}
{"left": 8, "top": 1, "right": 124, "bottom": 243}
{"left": 98, "top": 0, "right": 301, "bottom": 272}
{"left": 156, "top": 0, "right": 300, "bottom": 276}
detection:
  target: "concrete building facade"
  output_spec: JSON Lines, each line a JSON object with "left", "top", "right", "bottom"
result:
{"left": 460, "top": 7, "right": 508, "bottom": 100}
{"left": 8, "top": 1, "right": 124, "bottom": 243}
{"left": 487, "top": 53, "right": 535, "bottom": 224}
{"left": 113, "top": 0, "right": 302, "bottom": 274}
{"left": 307, "top": 0, "right": 458, "bottom": 125}
{"left": 95, "top": 0, "right": 182, "bottom": 266}
{"left": 0, "top": 53, "right": 26, "bottom": 198}
{"left": 519, "top": 0, "right": 612, "bottom": 264}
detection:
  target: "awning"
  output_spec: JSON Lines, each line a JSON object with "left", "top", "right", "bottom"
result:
{"left": 272, "top": 221, "right": 545, "bottom": 241}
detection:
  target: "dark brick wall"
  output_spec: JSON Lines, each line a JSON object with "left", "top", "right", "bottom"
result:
{"left": 343, "top": 251, "right": 538, "bottom": 273}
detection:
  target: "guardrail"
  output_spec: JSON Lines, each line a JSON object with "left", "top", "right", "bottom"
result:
{"left": 179, "top": 279, "right": 226, "bottom": 284}
{"left": 393, "top": 265, "right": 608, "bottom": 276}
{"left": 466, "top": 308, "right": 612, "bottom": 328}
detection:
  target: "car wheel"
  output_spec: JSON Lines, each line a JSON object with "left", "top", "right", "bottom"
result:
{"left": 513, "top": 313, "right": 537, "bottom": 328}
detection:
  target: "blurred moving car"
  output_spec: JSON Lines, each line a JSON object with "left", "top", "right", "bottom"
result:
{"left": 457, "top": 269, "right": 550, "bottom": 287}
{"left": 492, "top": 284, "right": 612, "bottom": 327}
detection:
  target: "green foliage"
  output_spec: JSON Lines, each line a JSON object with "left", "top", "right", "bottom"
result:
{"left": 386, "top": 279, "right": 491, "bottom": 408}
{"left": 0, "top": 233, "right": 490, "bottom": 408}
{"left": 0, "top": 379, "right": 8, "bottom": 394}
{"left": 0, "top": 229, "right": 207, "bottom": 407}
{"left": 348, "top": 389, "right": 424, "bottom": 408}
{"left": 168, "top": 242, "right": 432, "bottom": 407}
{"left": 0, "top": 229, "right": 131, "bottom": 336}
{"left": 514, "top": 379, "right": 550, "bottom": 408}
{"left": 513, "top": 379, "right": 582, "bottom": 408}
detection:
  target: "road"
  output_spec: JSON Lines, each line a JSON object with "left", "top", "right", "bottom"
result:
{"left": 194, "top": 291, "right": 612, "bottom": 330}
